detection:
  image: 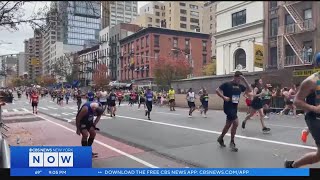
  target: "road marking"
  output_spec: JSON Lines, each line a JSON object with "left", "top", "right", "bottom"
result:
{"left": 47, "top": 106, "right": 58, "bottom": 110}
{"left": 63, "top": 118, "right": 73, "bottom": 122}
{"left": 116, "top": 115, "right": 317, "bottom": 150}
{"left": 12, "top": 109, "right": 19, "bottom": 112}
{"left": 62, "top": 113, "right": 72, "bottom": 116}
{"left": 25, "top": 102, "right": 29, "bottom": 104}
{"left": 155, "top": 112, "right": 181, "bottom": 116}
{"left": 22, "top": 108, "right": 29, "bottom": 112}
{"left": 39, "top": 107, "right": 49, "bottom": 110}
{"left": 2, "top": 109, "right": 8, "bottom": 113}
{"left": 35, "top": 114, "right": 158, "bottom": 168}
{"left": 68, "top": 107, "right": 78, "bottom": 110}
{"left": 50, "top": 113, "right": 61, "bottom": 117}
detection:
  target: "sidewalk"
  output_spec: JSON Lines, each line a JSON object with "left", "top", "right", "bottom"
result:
{"left": 3, "top": 112, "right": 188, "bottom": 168}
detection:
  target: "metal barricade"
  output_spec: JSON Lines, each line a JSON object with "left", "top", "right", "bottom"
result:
{"left": 269, "top": 96, "right": 285, "bottom": 113}
{"left": 0, "top": 105, "right": 11, "bottom": 168}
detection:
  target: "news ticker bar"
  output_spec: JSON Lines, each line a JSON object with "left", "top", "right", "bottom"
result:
{"left": 10, "top": 168, "right": 310, "bottom": 176}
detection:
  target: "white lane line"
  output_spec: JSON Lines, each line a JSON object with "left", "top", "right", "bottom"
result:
{"left": 50, "top": 114, "right": 61, "bottom": 117}
{"left": 154, "top": 112, "right": 181, "bottom": 116}
{"left": 39, "top": 107, "right": 49, "bottom": 110}
{"left": 63, "top": 118, "right": 73, "bottom": 123}
{"left": 62, "top": 113, "right": 72, "bottom": 116}
{"left": 116, "top": 115, "right": 317, "bottom": 150}
{"left": 25, "top": 102, "right": 29, "bottom": 104}
{"left": 68, "top": 107, "right": 78, "bottom": 110}
{"left": 22, "top": 108, "right": 29, "bottom": 112}
{"left": 47, "top": 106, "right": 58, "bottom": 110}
{"left": 12, "top": 109, "right": 19, "bottom": 112}
{"left": 35, "top": 114, "right": 158, "bottom": 168}
{"left": 2, "top": 109, "right": 8, "bottom": 113}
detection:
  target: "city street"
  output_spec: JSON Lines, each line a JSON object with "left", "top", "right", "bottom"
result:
{"left": 2, "top": 95, "right": 318, "bottom": 168}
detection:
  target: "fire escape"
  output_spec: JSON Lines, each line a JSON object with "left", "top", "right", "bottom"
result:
{"left": 277, "top": 1, "right": 315, "bottom": 68}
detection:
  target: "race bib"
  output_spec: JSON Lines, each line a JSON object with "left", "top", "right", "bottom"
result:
{"left": 232, "top": 95, "right": 240, "bottom": 103}
{"left": 100, "top": 98, "right": 106, "bottom": 102}
{"left": 189, "top": 97, "right": 195, "bottom": 102}
{"left": 147, "top": 98, "right": 153, "bottom": 101}
{"left": 264, "top": 96, "right": 271, "bottom": 100}
{"left": 204, "top": 98, "right": 208, "bottom": 102}
{"left": 111, "top": 96, "right": 116, "bottom": 101}
{"left": 290, "top": 98, "right": 294, "bottom": 102}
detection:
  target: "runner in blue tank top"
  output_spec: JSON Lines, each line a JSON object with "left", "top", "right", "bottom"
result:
{"left": 144, "top": 88, "right": 153, "bottom": 120}
{"left": 76, "top": 101, "right": 104, "bottom": 158}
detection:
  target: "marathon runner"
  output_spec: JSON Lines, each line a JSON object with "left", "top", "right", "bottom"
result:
{"left": 216, "top": 71, "right": 252, "bottom": 152}
{"left": 261, "top": 84, "right": 272, "bottom": 118}
{"left": 98, "top": 89, "right": 108, "bottom": 113}
{"left": 138, "top": 89, "right": 146, "bottom": 110}
{"left": 242, "top": 79, "right": 271, "bottom": 133}
{"left": 145, "top": 88, "right": 153, "bottom": 120}
{"left": 65, "top": 90, "right": 71, "bottom": 104}
{"left": 200, "top": 89, "right": 209, "bottom": 118}
{"left": 186, "top": 88, "right": 196, "bottom": 118}
{"left": 30, "top": 90, "right": 39, "bottom": 114}
{"left": 168, "top": 87, "right": 176, "bottom": 111}
{"left": 76, "top": 90, "right": 82, "bottom": 111}
{"left": 116, "top": 89, "right": 124, "bottom": 106}
{"left": 76, "top": 101, "right": 103, "bottom": 158}
{"left": 285, "top": 71, "right": 320, "bottom": 168}
{"left": 87, "top": 90, "right": 95, "bottom": 102}
{"left": 108, "top": 90, "right": 117, "bottom": 117}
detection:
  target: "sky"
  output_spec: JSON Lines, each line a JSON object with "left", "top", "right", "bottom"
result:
{"left": 0, "top": 1, "right": 150, "bottom": 56}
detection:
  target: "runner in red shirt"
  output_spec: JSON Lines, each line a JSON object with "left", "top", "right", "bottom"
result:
{"left": 30, "top": 90, "right": 39, "bottom": 114}
{"left": 116, "top": 90, "right": 124, "bottom": 106}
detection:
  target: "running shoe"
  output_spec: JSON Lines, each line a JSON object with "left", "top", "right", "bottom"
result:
{"left": 284, "top": 160, "right": 294, "bottom": 168}
{"left": 262, "top": 127, "right": 271, "bottom": 133}
{"left": 241, "top": 121, "right": 246, "bottom": 129}
{"left": 229, "top": 142, "right": 238, "bottom": 152}
{"left": 301, "top": 129, "right": 308, "bottom": 143}
{"left": 217, "top": 137, "right": 226, "bottom": 147}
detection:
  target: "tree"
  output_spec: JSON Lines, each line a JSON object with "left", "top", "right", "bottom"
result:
{"left": 202, "top": 60, "right": 216, "bottom": 76}
{"left": 92, "top": 64, "right": 110, "bottom": 89}
{"left": 50, "top": 53, "right": 77, "bottom": 83}
{"left": 35, "top": 75, "right": 56, "bottom": 87}
{"left": 10, "top": 77, "right": 22, "bottom": 87}
{"left": 153, "top": 56, "right": 190, "bottom": 88}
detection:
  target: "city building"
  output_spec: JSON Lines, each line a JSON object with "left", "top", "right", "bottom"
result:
{"left": 99, "top": 23, "right": 141, "bottom": 81}
{"left": 42, "top": 2, "right": 63, "bottom": 75}
{"left": 202, "top": 1, "right": 218, "bottom": 59}
{"left": 163, "top": 1, "right": 205, "bottom": 32}
{"left": 131, "top": 1, "right": 204, "bottom": 33}
{"left": 215, "top": 1, "right": 264, "bottom": 75}
{"left": 18, "top": 52, "right": 27, "bottom": 77}
{"left": 101, "top": 1, "right": 138, "bottom": 29}
{"left": 24, "top": 29, "right": 43, "bottom": 81}
{"left": 78, "top": 45, "right": 100, "bottom": 86}
{"left": 263, "top": 1, "right": 320, "bottom": 70}
{"left": 131, "top": 2, "right": 165, "bottom": 28}
{"left": 119, "top": 27, "right": 211, "bottom": 85}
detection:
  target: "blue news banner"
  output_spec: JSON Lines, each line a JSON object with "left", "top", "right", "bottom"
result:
{"left": 10, "top": 146, "right": 310, "bottom": 176}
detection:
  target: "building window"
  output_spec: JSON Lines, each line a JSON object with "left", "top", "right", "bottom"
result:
{"left": 190, "top": 11, "right": 199, "bottom": 17}
{"left": 133, "top": 7, "right": 137, "bottom": 12}
{"left": 162, "top": 12, "right": 165, "bottom": 17}
{"left": 234, "top": 48, "right": 246, "bottom": 69}
{"left": 304, "top": 9, "right": 312, "bottom": 19}
{"left": 185, "top": 39, "right": 190, "bottom": 49}
{"left": 210, "top": 15, "right": 213, "bottom": 21}
{"left": 146, "top": 68, "right": 149, "bottom": 77}
{"left": 141, "top": 52, "right": 144, "bottom": 64}
{"left": 180, "top": 16, "right": 187, "bottom": 21}
{"left": 202, "top": 54, "right": 207, "bottom": 65}
{"left": 270, "top": 18, "right": 278, "bottom": 37}
{"left": 173, "top": 38, "right": 178, "bottom": 48}
{"left": 146, "top": 51, "right": 149, "bottom": 62}
{"left": 148, "top": 24, "right": 152, "bottom": 27}
{"left": 155, "top": 5, "right": 159, "bottom": 9}
{"left": 156, "top": 19, "right": 160, "bottom": 23}
{"left": 154, "top": 51, "right": 159, "bottom": 61}
{"left": 285, "top": 14, "right": 294, "bottom": 25}
{"left": 125, "top": 6, "right": 131, "bottom": 11}
{"left": 180, "top": 2, "right": 186, "bottom": 6}
{"left": 189, "top": 4, "right": 198, "bottom": 10}
{"left": 210, "top": 24, "right": 213, "bottom": 29}
{"left": 148, "top": 17, "right": 152, "bottom": 22}
{"left": 190, "top": 18, "right": 199, "bottom": 24}
{"left": 156, "top": 11, "right": 160, "bottom": 16}
{"left": 141, "top": 37, "right": 144, "bottom": 48}
{"left": 146, "top": 35, "right": 149, "bottom": 47}
{"left": 269, "top": 47, "right": 277, "bottom": 67}
{"left": 169, "top": 3, "right": 171, "bottom": 7}
{"left": 232, "top": 10, "right": 246, "bottom": 27}
{"left": 202, "top": 41, "right": 207, "bottom": 51}
{"left": 269, "top": 1, "right": 277, "bottom": 9}
{"left": 154, "top": 35, "right": 159, "bottom": 47}
{"left": 180, "top": 23, "right": 187, "bottom": 28}
{"left": 180, "top": 9, "right": 187, "bottom": 15}
{"left": 190, "top": 25, "right": 199, "bottom": 31}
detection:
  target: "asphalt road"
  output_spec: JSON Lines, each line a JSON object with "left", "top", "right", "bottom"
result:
{"left": 3, "top": 95, "right": 319, "bottom": 168}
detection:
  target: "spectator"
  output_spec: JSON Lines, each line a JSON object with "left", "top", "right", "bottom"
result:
{"left": 307, "top": 47, "right": 313, "bottom": 63}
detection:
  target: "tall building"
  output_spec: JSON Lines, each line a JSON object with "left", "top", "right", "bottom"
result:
{"left": 24, "top": 29, "right": 43, "bottom": 81}
{"left": 18, "top": 52, "right": 27, "bottom": 77}
{"left": 132, "top": 1, "right": 204, "bottom": 33}
{"left": 42, "top": 2, "right": 63, "bottom": 75}
{"left": 119, "top": 27, "right": 211, "bottom": 85}
{"left": 202, "top": 1, "right": 218, "bottom": 58}
{"left": 215, "top": 1, "right": 264, "bottom": 75}
{"left": 101, "top": 1, "right": 138, "bottom": 29}
{"left": 263, "top": 1, "right": 320, "bottom": 70}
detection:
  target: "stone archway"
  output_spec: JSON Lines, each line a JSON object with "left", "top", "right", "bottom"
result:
{"left": 234, "top": 48, "right": 246, "bottom": 70}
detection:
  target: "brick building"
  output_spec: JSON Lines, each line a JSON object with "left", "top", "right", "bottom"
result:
{"left": 119, "top": 27, "right": 211, "bottom": 85}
